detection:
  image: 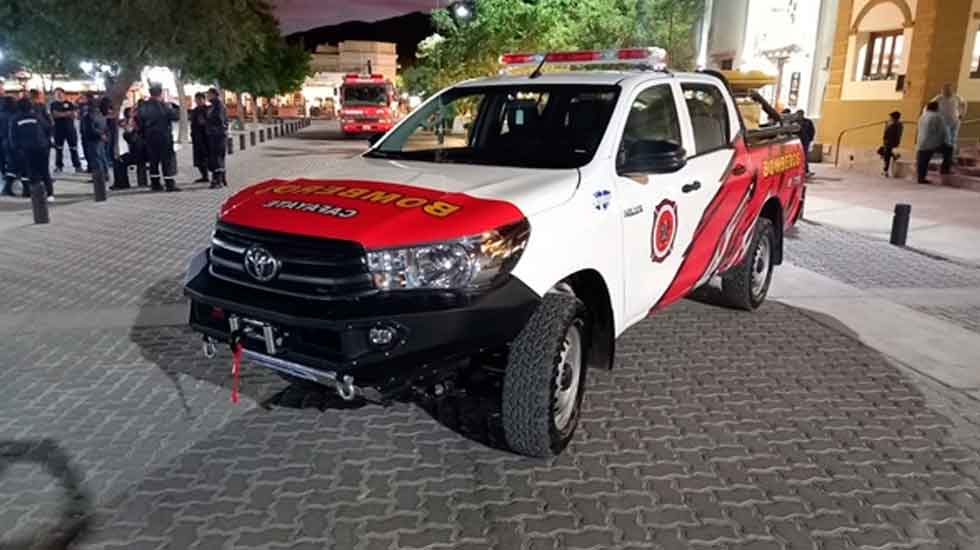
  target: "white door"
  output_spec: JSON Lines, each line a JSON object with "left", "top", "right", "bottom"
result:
{"left": 615, "top": 80, "right": 731, "bottom": 324}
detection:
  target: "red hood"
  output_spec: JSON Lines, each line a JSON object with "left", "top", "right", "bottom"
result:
{"left": 219, "top": 178, "right": 525, "bottom": 249}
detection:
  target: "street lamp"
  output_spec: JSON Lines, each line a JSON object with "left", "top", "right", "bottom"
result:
{"left": 449, "top": 1, "right": 476, "bottom": 24}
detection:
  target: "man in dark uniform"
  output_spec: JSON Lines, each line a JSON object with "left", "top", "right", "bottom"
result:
{"left": 205, "top": 88, "right": 228, "bottom": 189}
{"left": 10, "top": 97, "right": 52, "bottom": 199}
{"left": 0, "top": 96, "right": 17, "bottom": 196}
{"left": 28, "top": 90, "right": 55, "bottom": 200}
{"left": 50, "top": 88, "right": 83, "bottom": 173}
{"left": 137, "top": 85, "right": 180, "bottom": 192}
{"left": 190, "top": 92, "right": 210, "bottom": 183}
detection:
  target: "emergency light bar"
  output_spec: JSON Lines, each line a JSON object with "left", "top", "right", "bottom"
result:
{"left": 343, "top": 73, "right": 387, "bottom": 83}
{"left": 499, "top": 47, "right": 667, "bottom": 71}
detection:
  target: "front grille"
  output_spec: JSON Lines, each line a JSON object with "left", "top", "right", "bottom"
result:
{"left": 209, "top": 222, "right": 375, "bottom": 300}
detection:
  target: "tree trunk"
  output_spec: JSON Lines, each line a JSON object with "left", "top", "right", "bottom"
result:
{"left": 108, "top": 64, "right": 142, "bottom": 120}
{"left": 236, "top": 91, "right": 246, "bottom": 129}
{"left": 175, "top": 71, "right": 189, "bottom": 144}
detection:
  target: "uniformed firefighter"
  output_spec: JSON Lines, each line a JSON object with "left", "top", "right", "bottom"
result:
{"left": 9, "top": 98, "right": 53, "bottom": 199}
{"left": 0, "top": 96, "right": 19, "bottom": 197}
{"left": 50, "top": 88, "right": 83, "bottom": 173}
{"left": 137, "top": 85, "right": 180, "bottom": 192}
{"left": 190, "top": 92, "right": 210, "bottom": 183}
{"left": 29, "top": 90, "right": 55, "bottom": 199}
{"left": 206, "top": 88, "right": 228, "bottom": 189}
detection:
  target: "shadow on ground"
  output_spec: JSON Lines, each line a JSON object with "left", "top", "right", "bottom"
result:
{"left": 0, "top": 440, "right": 92, "bottom": 550}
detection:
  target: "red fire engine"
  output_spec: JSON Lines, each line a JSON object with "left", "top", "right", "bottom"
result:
{"left": 338, "top": 73, "right": 397, "bottom": 137}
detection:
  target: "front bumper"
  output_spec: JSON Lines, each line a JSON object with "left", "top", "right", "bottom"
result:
{"left": 184, "top": 249, "right": 539, "bottom": 398}
{"left": 341, "top": 121, "right": 393, "bottom": 134}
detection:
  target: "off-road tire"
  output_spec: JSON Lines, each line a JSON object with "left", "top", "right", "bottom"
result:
{"left": 721, "top": 217, "right": 776, "bottom": 310}
{"left": 502, "top": 292, "right": 587, "bottom": 457}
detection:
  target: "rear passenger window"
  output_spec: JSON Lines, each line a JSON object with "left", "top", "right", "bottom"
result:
{"left": 682, "top": 84, "right": 731, "bottom": 155}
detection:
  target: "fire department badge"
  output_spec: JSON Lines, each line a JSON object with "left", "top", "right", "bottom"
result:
{"left": 651, "top": 199, "right": 677, "bottom": 263}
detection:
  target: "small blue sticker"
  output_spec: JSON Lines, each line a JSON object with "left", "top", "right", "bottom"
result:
{"left": 593, "top": 190, "right": 611, "bottom": 211}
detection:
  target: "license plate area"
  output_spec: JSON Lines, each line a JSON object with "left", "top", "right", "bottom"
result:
{"left": 229, "top": 314, "right": 285, "bottom": 355}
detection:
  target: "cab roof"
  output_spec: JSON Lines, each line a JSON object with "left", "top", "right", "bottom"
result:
{"left": 454, "top": 70, "right": 716, "bottom": 89}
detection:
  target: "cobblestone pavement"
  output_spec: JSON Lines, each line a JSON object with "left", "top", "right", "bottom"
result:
{"left": 1, "top": 128, "right": 979, "bottom": 549}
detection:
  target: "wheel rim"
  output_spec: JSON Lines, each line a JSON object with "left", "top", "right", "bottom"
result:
{"left": 553, "top": 323, "right": 583, "bottom": 432}
{"left": 751, "top": 233, "right": 771, "bottom": 299}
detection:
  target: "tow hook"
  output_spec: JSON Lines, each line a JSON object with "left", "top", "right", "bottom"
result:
{"left": 202, "top": 336, "right": 217, "bottom": 358}
{"left": 338, "top": 375, "right": 356, "bottom": 401}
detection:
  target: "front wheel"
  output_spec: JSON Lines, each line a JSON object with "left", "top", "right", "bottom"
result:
{"left": 721, "top": 217, "right": 776, "bottom": 310}
{"left": 502, "top": 292, "right": 588, "bottom": 457}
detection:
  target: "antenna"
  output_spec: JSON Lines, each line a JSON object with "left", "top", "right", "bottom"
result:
{"left": 528, "top": 56, "right": 547, "bottom": 79}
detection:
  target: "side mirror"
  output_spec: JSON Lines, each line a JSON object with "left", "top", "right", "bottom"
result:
{"left": 367, "top": 133, "right": 385, "bottom": 146}
{"left": 619, "top": 140, "right": 687, "bottom": 175}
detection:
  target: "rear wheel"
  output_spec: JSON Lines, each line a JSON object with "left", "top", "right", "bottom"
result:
{"left": 721, "top": 217, "right": 775, "bottom": 310}
{"left": 502, "top": 292, "right": 588, "bottom": 457}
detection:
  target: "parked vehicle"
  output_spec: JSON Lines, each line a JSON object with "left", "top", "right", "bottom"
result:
{"left": 185, "top": 48, "right": 805, "bottom": 457}
{"left": 338, "top": 73, "right": 397, "bottom": 137}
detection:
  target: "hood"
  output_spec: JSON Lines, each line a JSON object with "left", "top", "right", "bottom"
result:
{"left": 219, "top": 157, "right": 579, "bottom": 249}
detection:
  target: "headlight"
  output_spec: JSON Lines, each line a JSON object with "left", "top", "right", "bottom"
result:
{"left": 366, "top": 219, "right": 530, "bottom": 290}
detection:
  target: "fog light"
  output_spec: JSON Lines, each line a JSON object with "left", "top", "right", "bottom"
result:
{"left": 368, "top": 325, "right": 396, "bottom": 348}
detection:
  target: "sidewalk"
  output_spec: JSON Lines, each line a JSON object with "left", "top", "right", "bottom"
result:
{"left": 804, "top": 164, "right": 980, "bottom": 264}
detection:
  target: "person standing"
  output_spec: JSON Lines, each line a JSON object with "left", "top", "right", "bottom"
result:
{"left": 50, "top": 88, "right": 83, "bottom": 173}
{"left": 137, "top": 85, "right": 180, "bottom": 192}
{"left": 9, "top": 98, "right": 52, "bottom": 201}
{"left": 80, "top": 94, "right": 110, "bottom": 192}
{"left": 929, "top": 84, "right": 966, "bottom": 175}
{"left": 796, "top": 109, "right": 816, "bottom": 177}
{"left": 0, "top": 96, "right": 17, "bottom": 196}
{"left": 205, "top": 87, "right": 228, "bottom": 189}
{"left": 880, "top": 111, "right": 903, "bottom": 178}
{"left": 120, "top": 107, "right": 148, "bottom": 188}
{"left": 190, "top": 92, "right": 210, "bottom": 183}
{"left": 917, "top": 102, "right": 948, "bottom": 184}
{"left": 28, "top": 89, "right": 55, "bottom": 200}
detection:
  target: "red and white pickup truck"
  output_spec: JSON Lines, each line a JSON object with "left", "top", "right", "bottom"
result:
{"left": 185, "top": 49, "right": 805, "bottom": 457}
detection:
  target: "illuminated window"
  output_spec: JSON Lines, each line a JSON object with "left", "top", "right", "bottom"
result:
{"left": 971, "top": 29, "right": 980, "bottom": 78}
{"left": 863, "top": 30, "right": 903, "bottom": 80}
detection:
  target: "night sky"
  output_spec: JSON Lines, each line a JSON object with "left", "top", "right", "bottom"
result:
{"left": 273, "top": 0, "right": 445, "bottom": 34}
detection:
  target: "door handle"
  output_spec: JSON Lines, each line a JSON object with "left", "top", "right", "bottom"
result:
{"left": 682, "top": 181, "right": 701, "bottom": 193}
{"left": 732, "top": 164, "right": 748, "bottom": 176}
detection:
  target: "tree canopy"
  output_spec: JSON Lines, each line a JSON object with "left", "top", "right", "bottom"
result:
{"left": 0, "top": 0, "right": 305, "bottom": 110}
{"left": 402, "top": 0, "right": 704, "bottom": 95}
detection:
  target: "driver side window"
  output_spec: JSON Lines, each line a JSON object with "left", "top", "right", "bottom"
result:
{"left": 617, "top": 85, "right": 682, "bottom": 173}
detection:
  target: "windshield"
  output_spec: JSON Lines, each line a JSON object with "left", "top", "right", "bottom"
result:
{"left": 343, "top": 85, "right": 388, "bottom": 106}
{"left": 366, "top": 84, "right": 620, "bottom": 169}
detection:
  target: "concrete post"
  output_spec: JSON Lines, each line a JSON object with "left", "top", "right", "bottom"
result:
{"left": 259, "top": 129, "right": 265, "bottom": 143}
{"left": 227, "top": 137, "right": 234, "bottom": 155}
{"left": 250, "top": 131, "right": 256, "bottom": 147}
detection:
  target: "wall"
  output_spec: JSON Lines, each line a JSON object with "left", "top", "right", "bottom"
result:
{"left": 957, "top": 0, "right": 980, "bottom": 101}
{"left": 808, "top": 0, "right": 842, "bottom": 118}
{"left": 706, "top": 0, "right": 750, "bottom": 65}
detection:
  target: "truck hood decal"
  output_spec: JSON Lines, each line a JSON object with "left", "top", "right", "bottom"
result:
{"left": 220, "top": 157, "right": 580, "bottom": 248}
{"left": 219, "top": 178, "right": 526, "bottom": 248}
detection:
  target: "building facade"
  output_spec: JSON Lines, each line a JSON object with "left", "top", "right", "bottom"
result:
{"left": 820, "top": 0, "right": 980, "bottom": 155}
{"left": 699, "top": 0, "right": 839, "bottom": 118}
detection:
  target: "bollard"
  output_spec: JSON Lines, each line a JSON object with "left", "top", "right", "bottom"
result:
{"left": 239, "top": 133, "right": 246, "bottom": 151}
{"left": 250, "top": 131, "right": 256, "bottom": 147}
{"left": 280, "top": 122, "right": 284, "bottom": 136}
{"left": 29, "top": 182, "right": 50, "bottom": 224}
{"left": 227, "top": 137, "right": 234, "bottom": 155}
{"left": 890, "top": 203, "right": 911, "bottom": 246}
{"left": 274, "top": 126, "right": 279, "bottom": 138}
{"left": 259, "top": 129, "right": 265, "bottom": 143}
{"left": 93, "top": 172, "right": 107, "bottom": 202}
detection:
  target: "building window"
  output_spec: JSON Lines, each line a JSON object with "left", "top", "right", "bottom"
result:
{"left": 863, "top": 30, "right": 903, "bottom": 80}
{"left": 720, "top": 59, "right": 734, "bottom": 70}
{"left": 971, "top": 29, "right": 980, "bottom": 78}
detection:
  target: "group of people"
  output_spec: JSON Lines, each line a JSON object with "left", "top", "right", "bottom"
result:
{"left": 0, "top": 83, "right": 228, "bottom": 199}
{"left": 880, "top": 83, "right": 968, "bottom": 184}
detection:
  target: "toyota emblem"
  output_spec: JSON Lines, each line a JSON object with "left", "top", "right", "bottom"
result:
{"left": 243, "top": 246, "right": 281, "bottom": 282}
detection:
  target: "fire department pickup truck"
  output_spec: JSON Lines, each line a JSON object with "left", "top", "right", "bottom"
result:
{"left": 185, "top": 48, "right": 805, "bottom": 457}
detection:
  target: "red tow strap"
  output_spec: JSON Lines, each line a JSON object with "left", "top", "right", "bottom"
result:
{"left": 231, "top": 342, "right": 243, "bottom": 404}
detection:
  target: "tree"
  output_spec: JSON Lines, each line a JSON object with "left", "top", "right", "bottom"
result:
{"left": 0, "top": 0, "right": 274, "bottom": 116}
{"left": 401, "top": 0, "right": 704, "bottom": 95}
{"left": 191, "top": 12, "right": 310, "bottom": 127}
